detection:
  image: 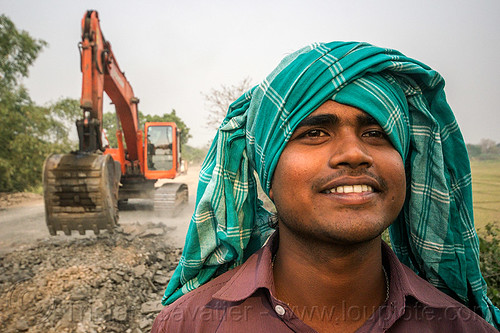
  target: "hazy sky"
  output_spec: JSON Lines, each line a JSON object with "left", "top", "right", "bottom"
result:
{"left": 2, "top": 0, "right": 500, "bottom": 147}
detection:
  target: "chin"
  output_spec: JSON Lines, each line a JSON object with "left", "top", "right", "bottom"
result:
{"left": 315, "top": 217, "right": 392, "bottom": 245}
{"left": 276, "top": 210, "right": 394, "bottom": 246}
{"left": 285, "top": 223, "right": 388, "bottom": 247}
{"left": 324, "top": 229, "right": 385, "bottom": 246}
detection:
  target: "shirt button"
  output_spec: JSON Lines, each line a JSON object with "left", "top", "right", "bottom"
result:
{"left": 275, "top": 305, "right": 286, "bottom": 316}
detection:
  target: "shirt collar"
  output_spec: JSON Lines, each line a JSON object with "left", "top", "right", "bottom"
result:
{"left": 213, "top": 231, "right": 278, "bottom": 302}
{"left": 213, "top": 231, "right": 460, "bottom": 310}
{"left": 383, "top": 241, "right": 461, "bottom": 309}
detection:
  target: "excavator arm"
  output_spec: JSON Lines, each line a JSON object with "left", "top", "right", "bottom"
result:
{"left": 78, "top": 10, "right": 140, "bottom": 163}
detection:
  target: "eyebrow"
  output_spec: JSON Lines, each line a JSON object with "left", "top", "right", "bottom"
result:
{"left": 295, "top": 114, "right": 339, "bottom": 129}
{"left": 296, "top": 112, "right": 380, "bottom": 129}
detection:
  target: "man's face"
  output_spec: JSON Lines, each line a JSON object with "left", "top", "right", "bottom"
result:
{"left": 269, "top": 100, "right": 406, "bottom": 244}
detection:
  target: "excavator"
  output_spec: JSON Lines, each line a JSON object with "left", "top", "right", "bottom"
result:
{"left": 42, "top": 10, "right": 188, "bottom": 236}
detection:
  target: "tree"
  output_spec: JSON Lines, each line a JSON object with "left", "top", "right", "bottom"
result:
{"left": 141, "top": 109, "right": 191, "bottom": 146}
{"left": 480, "top": 139, "right": 498, "bottom": 154}
{"left": 45, "top": 98, "right": 81, "bottom": 145}
{"left": 0, "top": 97, "right": 80, "bottom": 192}
{"left": 102, "top": 111, "right": 119, "bottom": 147}
{"left": 182, "top": 145, "right": 208, "bottom": 164}
{"left": 0, "top": 16, "right": 79, "bottom": 192}
{"left": 102, "top": 109, "right": 192, "bottom": 147}
{"left": 466, "top": 143, "right": 481, "bottom": 158}
{"left": 0, "top": 14, "right": 47, "bottom": 91}
{"left": 203, "top": 77, "right": 253, "bottom": 130}
{"left": 0, "top": 15, "right": 47, "bottom": 191}
{"left": 479, "top": 223, "right": 500, "bottom": 306}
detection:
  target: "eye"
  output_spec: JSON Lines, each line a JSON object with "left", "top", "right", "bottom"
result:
{"left": 303, "top": 129, "right": 328, "bottom": 138}
{"left": 362, "top": 130, "right": 387, "bottom": 138}
{"left": 292, "top": 128, "right": 330, "bottom": 144}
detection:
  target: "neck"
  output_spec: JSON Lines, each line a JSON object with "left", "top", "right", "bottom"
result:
{"left": 273, "top": 226, "right": 387, "bottom": 332}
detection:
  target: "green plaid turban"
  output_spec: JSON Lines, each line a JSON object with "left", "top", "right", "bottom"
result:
{"left": 162, "top": 41, "right": 500, "bottom": 327}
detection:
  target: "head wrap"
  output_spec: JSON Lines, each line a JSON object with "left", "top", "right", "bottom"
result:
{"left": 162, "top": 42, "right": 500, "bottom": 327}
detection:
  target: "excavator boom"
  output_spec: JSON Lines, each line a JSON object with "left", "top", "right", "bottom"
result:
{"left": 79, "top": 11, "right": 141, "bottom": 162}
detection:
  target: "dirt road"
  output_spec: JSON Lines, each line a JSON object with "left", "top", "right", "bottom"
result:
{"left": 0, "top": 164, "right": 201, "bottom": 255}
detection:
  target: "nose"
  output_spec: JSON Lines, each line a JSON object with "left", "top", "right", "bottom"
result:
{"left": 328, "top": 133, "right": 373, "bottom": 170}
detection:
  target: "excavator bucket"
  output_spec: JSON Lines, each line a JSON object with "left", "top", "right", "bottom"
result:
{"left": 43, "top": 153, "right": 121, "bottom": 235}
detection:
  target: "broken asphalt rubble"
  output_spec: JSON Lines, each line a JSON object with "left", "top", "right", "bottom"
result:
{"left": 0, "top": 222, "right": 180, "bottom": 332}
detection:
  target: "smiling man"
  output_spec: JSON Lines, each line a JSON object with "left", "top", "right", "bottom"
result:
{"left": 270, "top": 101, "right": 407, "bottom": 332}
{"left": 152, "top": 42, "right": 500, "bottom": 332}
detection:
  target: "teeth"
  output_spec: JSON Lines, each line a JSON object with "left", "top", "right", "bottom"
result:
{"left": 325, "top": 185, "right": 373, "bottom": 194}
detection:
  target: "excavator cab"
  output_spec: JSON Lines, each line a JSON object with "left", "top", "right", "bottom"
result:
{"left": 144, "top": 122, "right": 181, "bottom": 179}
{"left": 144, "top": 122, "right": 188, "bottom": 213}
{"left": 146, "top": 126, "right": 173, "bottom": 171}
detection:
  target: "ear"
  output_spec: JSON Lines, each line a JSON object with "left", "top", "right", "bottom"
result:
{"left": 269, "top": 188, "right": 274, "bottom": 201}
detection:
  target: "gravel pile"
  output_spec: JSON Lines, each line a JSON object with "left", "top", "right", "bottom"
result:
{"left": 0, "top": 222, "right": 181, "bottom": 332}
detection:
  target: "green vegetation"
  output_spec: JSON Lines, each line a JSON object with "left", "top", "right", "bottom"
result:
{"left": 102, "top": 109, "right": 192, "bottom": 147}
{"left": 103, "top": 109, "right": 191, "bottom": 147}
{"left": 479, "top": 223, "right": 500, "bottom": 306}
{"left": 471, "top": 160, "right": 500, "bottom": 231}
{"left": 466, "top": 140, "right": 500, "bottom": 161}
{"left": 103, "top": 109, "right": 192, "bottom": 148}
{"left": 471, "top": 159, "right": 500, "bottom": 306}
{"left": 102, "top": 109, "right": 206, "bottom": 163}
{"left": 182, "top": 144, "right": 208, "bottom": 164}
{"left": 0, "top": 15, "right": 78, "bottom": 192}
{"left": 139, "top": 109, "right": 191, "bottom": 145}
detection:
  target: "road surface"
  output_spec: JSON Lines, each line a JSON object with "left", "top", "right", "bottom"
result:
{"left": 0, "top": 165, "right": 201, "bottom": 255}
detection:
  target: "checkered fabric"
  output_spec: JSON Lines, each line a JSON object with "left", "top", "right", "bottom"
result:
{"left": 161, "top": 41, "right": 499, "bottom": 327}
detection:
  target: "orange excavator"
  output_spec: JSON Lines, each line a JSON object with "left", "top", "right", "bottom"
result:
{"left": 42, "top": 10, "right": 188, "bottom": 235}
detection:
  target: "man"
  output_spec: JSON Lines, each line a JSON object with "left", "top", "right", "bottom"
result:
{"left": 152, "top": 42, "right": 500, "bottom": 332}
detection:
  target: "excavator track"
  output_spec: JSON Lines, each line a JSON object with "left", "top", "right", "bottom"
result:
{"left": 43, "top": 153, "right": 120, "bottom": 235}
{"left": 153, "top": 183, "right": 188, "bottom": 216}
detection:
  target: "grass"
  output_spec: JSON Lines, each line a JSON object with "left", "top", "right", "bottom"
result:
{"left": 471, "top": 160, "right": 500, "bottom": 233}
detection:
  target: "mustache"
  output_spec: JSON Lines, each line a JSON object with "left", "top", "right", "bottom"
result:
{"left": 311, "top": 169, "right": 389, "bottom": 192}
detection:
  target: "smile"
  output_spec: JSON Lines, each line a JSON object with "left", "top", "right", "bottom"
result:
{"left": 322, "top": 184, "right": 374, "bottom": 194}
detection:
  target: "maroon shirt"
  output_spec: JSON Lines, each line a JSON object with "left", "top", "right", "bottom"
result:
{"left": 152, "top": 234, "right": 497, "bottom": 332}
